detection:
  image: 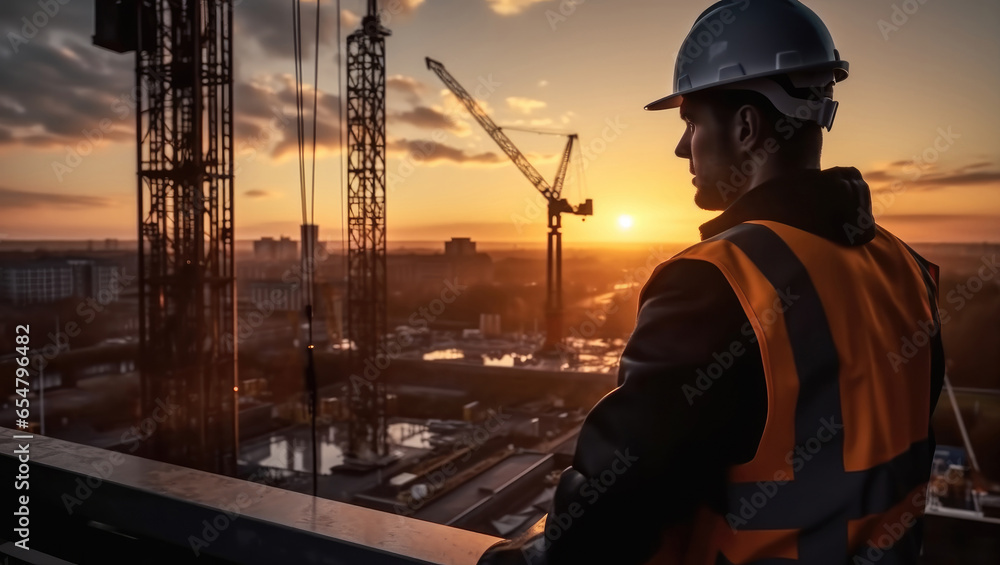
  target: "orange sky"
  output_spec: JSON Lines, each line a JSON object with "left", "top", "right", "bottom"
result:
{"left": 0, "top": 0, "right": 997, "bottom": 246}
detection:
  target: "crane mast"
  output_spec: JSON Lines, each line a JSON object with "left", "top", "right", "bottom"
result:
{"left": 426, "top": 58, "right": 593, "bottom": 351}
{"left": 94, "top": 0, "right": 237, "bottom": 476}
{"left": 346, "top": 0, "right": 391, "bottom": 461}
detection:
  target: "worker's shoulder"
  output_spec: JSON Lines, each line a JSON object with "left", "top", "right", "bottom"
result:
{"left": 639, "top": 250, "right": 734, "bottom": 307}
{"left": 642, "top": 229, "right": 749, "bottom": 291}
{"left": 639, "top": 222, "right": 789, "bottom": 304}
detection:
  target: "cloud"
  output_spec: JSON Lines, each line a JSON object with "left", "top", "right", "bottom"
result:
{"left": 341, "top": 9, "right": 361, "bottom": 29}
{"left": 388, "top": 75, "right": 426, "bottom": 104}
{"left": 914, "top": 171, "right": 1000, "bottom": 188}
{"left": 389, "top": 138, "right": 505, "bottom": 165}
{"left": 0, "top": 29, "right": 134, "bottom": 149}
{"left": 502, "top": 118, "right": 557, "bottom": 129}
{"left": 866, "top": 161, "right": 1000, "bottom": 193}
{"left": 340, "top": 0, "right": 424, "bottom": 31}
{"left": 877, "top": 214, "right": 1000, "bottom": 242}
{"left": 439, "top": 89, "right": 496, "bottom": 116}
{"left": 390, "top": 106, "right": 463, "bottom": 132}
{"left": 485, "top": 0, "right": 554, "bottom": 16}
{"left": 378, "top": 0, "right": 426, "bottom": 19}
{"left": 0, "top": 0, "right": 426, "bottom": 154}
{"left": 234, "top": 0, "right": 428, "bottom": 60}
{"left": 954, "top": 161, "right": 993, "bottom": 173}
{"left": 0, "top": 186, "right": 113, "bottom": 209}
{"left": 862, "top": 170, "right": 895, "bottom": 183}
{"left": 235, "top": 0, "right": 339, "bottom": 60}
{"left": 244, "top": 189, "right": 280, "bottom": 199}
{"left": 234, "top": 74, "right": 343, "bottom": 160}
{"left": 507, "top": 96, "right": 547, "bottom": 115}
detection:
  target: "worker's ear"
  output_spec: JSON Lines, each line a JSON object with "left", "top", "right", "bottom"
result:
{"left": 732, "top": 104, "right": 764, "bottom": 154}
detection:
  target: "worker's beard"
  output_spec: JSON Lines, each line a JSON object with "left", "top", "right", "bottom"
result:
{"left": 693, "top": 179, "right": 728, "bottom": 211}
{"left": 691, "top": 142, "right": 743, "bottom": 211}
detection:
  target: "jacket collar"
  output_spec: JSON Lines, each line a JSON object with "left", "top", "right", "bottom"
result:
{"left": 699, "top": 166, "right": 876, "bottom": 246}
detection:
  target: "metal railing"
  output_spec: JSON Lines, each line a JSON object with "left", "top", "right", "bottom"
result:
{"left": 0, "top": 427, "right": 501, "bottom": 564}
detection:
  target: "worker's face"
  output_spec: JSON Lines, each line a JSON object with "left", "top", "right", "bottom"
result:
{"left": 674, "top": 97, "right": 740, "bottom": 211}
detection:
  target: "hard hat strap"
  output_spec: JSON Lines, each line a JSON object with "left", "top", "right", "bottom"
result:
{"left": 716, "top": 78, "right": 840, "bottom": 131}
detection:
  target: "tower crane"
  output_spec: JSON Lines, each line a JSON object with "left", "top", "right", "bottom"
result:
{"left": 426, "top": 58, "right": 593, "bottom": 352}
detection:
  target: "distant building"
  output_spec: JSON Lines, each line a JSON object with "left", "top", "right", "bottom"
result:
{"left": 247, "top": 280, "right": 303, "bottom": 313}
{"left": 300, "top": 224, "right": 319, "bottom": 263}
{"left": 241, "top": 228, "right": 338, "bottom": 317}
{"left": 388, "top": 238, "right": 493, "bottom": 293}
{"left": 445, "top": 237, "right": 477, "bottom": 257}
{"left": 0, "top": 257, "right": 130, "bottom": 305}
{"left": 253, "top": 236, "right": 298, "bottom": 261}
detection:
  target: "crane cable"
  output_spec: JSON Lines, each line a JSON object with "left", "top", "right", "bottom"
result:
{"left": 292, "top": 0, "right": 307, "bottom": 226}
{"left": 574, "top": 138, "right": 587, "bottom": 208}
{"left": 291, "top": 0, "right": 323, "bottom": 499}
{"left": 337, "top": 0, "right": 346, "bottom": 283}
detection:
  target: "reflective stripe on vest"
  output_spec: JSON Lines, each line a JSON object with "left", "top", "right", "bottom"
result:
{"left": 645, "top": 221, "right": 938, "bottom": 565}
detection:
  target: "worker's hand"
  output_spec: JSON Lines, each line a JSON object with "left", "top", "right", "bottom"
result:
{"left": 476, "top": 516, "right": 548, "bottom": 565}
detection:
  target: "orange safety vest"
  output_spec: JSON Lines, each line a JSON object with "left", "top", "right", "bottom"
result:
{"left": 645, "top": 220, "right": 939, "bottom": 565}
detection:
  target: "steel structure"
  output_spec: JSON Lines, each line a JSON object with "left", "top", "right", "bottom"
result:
{"left": 426, "top": 58, "right": 593, "bottom": 351}
{"left": 345, "top": 0, "right": 391, "bottom": 460}
{"left": 95, "top": 0, "right": 237, "bottom": 475}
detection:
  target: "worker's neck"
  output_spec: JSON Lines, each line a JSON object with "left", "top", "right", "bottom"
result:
{"left": 726, "top": 158, "right": 821, "bottom": 208}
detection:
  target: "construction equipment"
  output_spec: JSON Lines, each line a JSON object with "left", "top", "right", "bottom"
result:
{"left": 426, "top": 58, "right": 593, "bottom": 351}
{"left": 93, "top": 0, "right": 237, "bottom": 475}
{"left": 346, "top": 0, "right": 392, "bottom": 461}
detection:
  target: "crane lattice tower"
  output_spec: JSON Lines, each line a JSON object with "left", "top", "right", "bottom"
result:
{"left": 346, "top": 0, "right": 391, "bottom": 460}
{"left": 96, "top": 0, "right": 238, "bottom": 475}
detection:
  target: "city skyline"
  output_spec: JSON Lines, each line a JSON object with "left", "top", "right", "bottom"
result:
{"left": 0, "top": 0, "right": 997, "bottom": 245}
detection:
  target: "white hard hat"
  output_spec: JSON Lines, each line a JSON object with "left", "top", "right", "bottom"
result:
{"left": 645, "top": 0, "right": 849, "bottom": 130}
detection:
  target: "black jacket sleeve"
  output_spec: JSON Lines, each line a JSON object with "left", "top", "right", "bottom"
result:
{"left": 478, "top": 259, "right": 768, "bottom": 565}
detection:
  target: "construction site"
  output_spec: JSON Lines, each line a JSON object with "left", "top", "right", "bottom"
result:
{"left": 1, "top": 1, "right": 998, "bottom": 564}
{"left": 80, "top": 0, "right": 602, "bottom": 544}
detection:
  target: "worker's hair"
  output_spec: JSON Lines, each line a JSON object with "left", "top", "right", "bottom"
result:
{"left": 696, "top": 76, "right": 824, "bottom": 166}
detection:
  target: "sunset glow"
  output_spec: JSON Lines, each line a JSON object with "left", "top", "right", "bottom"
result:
{"left": 0, "top": 0, "right": 996, "bottom": 246}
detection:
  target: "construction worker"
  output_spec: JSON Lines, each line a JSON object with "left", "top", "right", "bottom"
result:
{"left": 479, "top": 1, "right": 945, "bottom": 564}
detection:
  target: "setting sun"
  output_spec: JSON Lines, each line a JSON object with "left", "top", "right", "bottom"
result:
{"left": 618, "top": 215, "right": 633, "bottom": 230}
